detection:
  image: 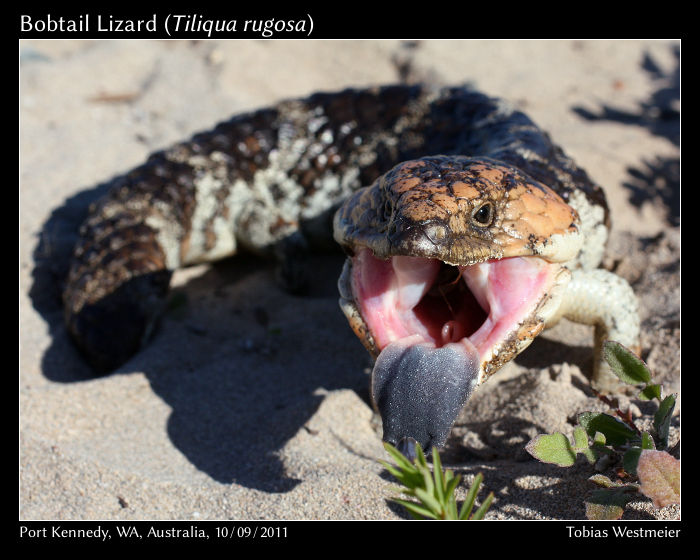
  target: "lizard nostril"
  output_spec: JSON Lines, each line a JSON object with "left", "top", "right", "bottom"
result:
{"left": 425, "top": 224, "right": 447, "bottom": 242}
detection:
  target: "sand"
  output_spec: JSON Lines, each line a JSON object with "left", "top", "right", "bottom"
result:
{"left": 20, "top": 39, "right": 680, "bottom": 521}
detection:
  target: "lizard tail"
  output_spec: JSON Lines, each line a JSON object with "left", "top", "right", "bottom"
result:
{"left": 63, "top": 155, "right": 199, "bottom": 372}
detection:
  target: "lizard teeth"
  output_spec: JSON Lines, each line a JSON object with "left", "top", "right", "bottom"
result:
{"left": 460, "top": 262, "right": 491, "bottom": 315}
{"left": 345, "top": 248, "right": 566, "bottom": 377}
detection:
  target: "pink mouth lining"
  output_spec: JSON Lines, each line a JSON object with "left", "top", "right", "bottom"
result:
{"left": 350, "top": 248, "right": 557, "bottom": 362}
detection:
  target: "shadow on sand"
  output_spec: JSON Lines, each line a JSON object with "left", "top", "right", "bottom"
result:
{"left": 572, "top": 45, "right": 679, "bottom": 227}
{"left": 29, "top": 175, "right": 369, "bottom": 493}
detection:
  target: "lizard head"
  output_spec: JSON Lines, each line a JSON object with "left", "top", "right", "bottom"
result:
{"left": 333, "top": 156, "right": 582, "bottom": 457}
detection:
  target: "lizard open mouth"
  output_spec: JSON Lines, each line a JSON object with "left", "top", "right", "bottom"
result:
{"left": 332, "top": 155, "right": 583, "bottom": 454}
{"left": 338, "top": 248, "right": 570, "bottom": 453}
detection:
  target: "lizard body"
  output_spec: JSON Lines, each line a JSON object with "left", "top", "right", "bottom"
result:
{"left": 63, "top": 85, "right": 639, "bottom": 454}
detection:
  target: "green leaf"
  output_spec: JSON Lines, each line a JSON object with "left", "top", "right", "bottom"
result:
{"left": 459, "top": 473, "right": 483, "bottom": 520}
{"left": 414, "top": 487, "right": 442, "bottom": 516}
{"left": 380, "top": 460, "right": 423, "bottom": 489}
{"left": 637, "top": 450, "right": 680, "bottom": 509}
{"left": 580, "top": 447, "right": 598, "bottom": 465}
{"left": 623, "top": 432, "right": 656, "bottom": 476}
{"left": 641, "top": 431, "right": 656, "bottom": 450}
{"left": 603, "top": 340, "right": 651, "bottom": 385}
{"left": 572, "top": 426, "right": 589, "bottom": 450}
{"left": 572, "top": 427, "right": 597, "bottom": 464}
{"left": 445, "top": 473, "right": 462, "bottom": 501}
{"left": 415, "top": 443, "right": 429, "bottom": 469}
{"left": 382, "top": 442, "right": 491, "bottom": 520}
{"left": 653, "top": 394, "right": 676, "bottom": 449}
{"left": 470, "top": 492, "right": 494, "bottom": 520}
{"left": 421, "top": 466, "right": 435, "bottom": 498}
{"left": 623, "top": 448, "right": 642, "bottom": 476}
{"left": 578, "top": 412, "right": 636, "bottom": 446}
{"left": 387, "top": 484, "right": 413, "bottom": 497}
{"left": 589, "top": 474, "right": 625, "bottom": 488}
{"left": 525, "top": 433, "right": 576, "bottom": 467}
{"left": 639, "top": 384, "right": 662, "bottom": 401}
{"left": 379, "top": 462, "right": 408, "bottom": 481}
{"left": 383, "top": 442, "right": 418, "bottom": 472}
{"left": 585, "top": 488, "right": 635, "bottom": 520}
{"left": 393, "top": 498, "right": 439, "bottom": 520}
{"left": 447, "top": 494, "right": 458, "bottom": 520}
{"left": 432, "top": 447, "right": 445, "bottom": 504}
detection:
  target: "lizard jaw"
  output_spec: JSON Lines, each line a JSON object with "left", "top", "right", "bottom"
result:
{"left": 338, "top": 249, "right": 571, "bottom": 452}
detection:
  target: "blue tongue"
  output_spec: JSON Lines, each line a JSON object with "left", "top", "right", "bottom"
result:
{"left": 371, "top": 335, "right": 480, "bottom": 453}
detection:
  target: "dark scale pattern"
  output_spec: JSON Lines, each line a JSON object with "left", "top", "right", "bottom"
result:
{"left": 333, "top": 155, "right": 580, "bottom": 267}
{"left": 425, "top": 89, "right": 608, "bottom": 225}
{"left": 63, "top": 85, "right": 607, "bottom": 372}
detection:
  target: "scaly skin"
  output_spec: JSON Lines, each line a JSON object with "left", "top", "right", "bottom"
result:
{"left": 333, "top": 154, "right": 639, "bottom": 452}
{"left": 333, "top": 155, "right": 640, "bottom": 386}
{"left": 62, "top": 85, "right": 639, "bottom": 452}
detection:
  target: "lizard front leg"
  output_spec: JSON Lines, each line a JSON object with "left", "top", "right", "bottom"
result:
{"left": 549, "top": 268, "right": 641, "bottom": 393}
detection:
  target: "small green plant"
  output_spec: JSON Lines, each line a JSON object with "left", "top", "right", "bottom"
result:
{"left": 381, "top": 441, "right": 494, "bottom": 520}
{"left": 525, "top": 340, "right": 679, "bottom": 519}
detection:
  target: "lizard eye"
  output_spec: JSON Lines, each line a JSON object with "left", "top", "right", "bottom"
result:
{"left": 471, "top": 202, "right": 494, "bottom": 227}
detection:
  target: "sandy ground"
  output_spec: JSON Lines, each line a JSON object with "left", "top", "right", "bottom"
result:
{"left": 20, "top": 39, "right": 680, "bottom": 521}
